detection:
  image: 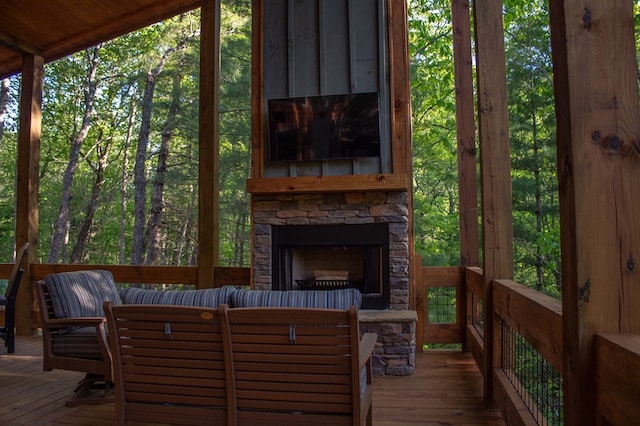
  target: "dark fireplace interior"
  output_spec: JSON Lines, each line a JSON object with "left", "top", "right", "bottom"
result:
{"left": 271, "top": 223, "right": 389, "bottom": 309}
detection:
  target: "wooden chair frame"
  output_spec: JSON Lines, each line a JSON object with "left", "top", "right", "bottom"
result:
{"left": 34, "top": 279, "right": 113, "bottom": 406}
{"left": 104, "top": 302, "right": 234, "bottom": 426}
{"left": 221, "top": 304, "right": 376, "bottom": 426}
{"left": 0, "top": 242, "right": 28, "bottom": 354}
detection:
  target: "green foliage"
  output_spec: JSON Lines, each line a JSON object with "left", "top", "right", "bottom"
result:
{"left": 409, "top": 0, "right": 461, "bottom": 268}
{"left": 1, "top": 0, "right": 581, "bottom": 300}
{"left": 1, "top": 3, "right": 253, "bottom": 266}
{"left": 504, "top": 1, "right": 561, "bottom": 297}
{"left": 409, "top": 0, "right": 562, "bottom": 298}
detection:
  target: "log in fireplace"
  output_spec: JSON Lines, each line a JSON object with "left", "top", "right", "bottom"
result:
{"left": 271, "top": 223, "right": 390, "bottom": 309}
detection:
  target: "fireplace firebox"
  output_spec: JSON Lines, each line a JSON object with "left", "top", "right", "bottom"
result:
{"left": 271, "top": 223, "right": 390, "bottom": 309}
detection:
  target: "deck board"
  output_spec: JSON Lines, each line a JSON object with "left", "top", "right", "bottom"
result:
{"left": 0, "top": 336, "right": 505, "bottom": 425}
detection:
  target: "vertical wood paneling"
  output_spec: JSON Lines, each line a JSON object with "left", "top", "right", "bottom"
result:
{"left": 376, "top": 0, "right": 392, "bottom": 173}
{"left": 263, "top": 0, "right": 288, "bottom": 99}
{"left": 319, "top": 0, "right": 349, "bottom": 94}
{"left": 549, "top": 1, "right": 640, "bottom": 424}
{"left": 259, "top": 0, "right": 396, "bottom": 177}
{"left": 291, "top": 0, "right": 319, "bottom": 95}
{"left": 350, "top": 0, "right": 379, "bottom": 92}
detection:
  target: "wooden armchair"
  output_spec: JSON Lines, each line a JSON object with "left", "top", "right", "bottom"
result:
{"left": 221, "top": 305, "right": 376, "bottom": 425}
{"left": 0, "top": 242, "right": 28, "bottom": 354}
{"left": 34, "top": 270, "right": 119, "bottom": 405}
{"left": 104, "top": 302, "right": 233, "bottom": 426}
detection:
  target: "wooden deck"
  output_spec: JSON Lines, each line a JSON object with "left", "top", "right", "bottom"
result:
{"left": 0, "top": 335, "right": 505, "bottom": 425}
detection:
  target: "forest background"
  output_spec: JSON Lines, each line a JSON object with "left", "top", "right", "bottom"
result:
{"left": 2, "top": 0, "right": 637, "bottom": 299}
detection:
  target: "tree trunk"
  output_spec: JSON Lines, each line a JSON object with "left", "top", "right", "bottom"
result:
{"left": 0, "top": 78, "right": 10, "bottom": 145}
{"left": 145, "top": 71, "right": 181, "bottom": 265}
{"left": 47, "top": 47, "right": 100, "bottom": 263}
{"left": 131, "top": 42, "right": 185, "bottom": 265}
{"left": 70, "top": 131, "right": 109, "bottom": 262}
{"left": 120, "top": 92, "right": 137, "bottom": 264}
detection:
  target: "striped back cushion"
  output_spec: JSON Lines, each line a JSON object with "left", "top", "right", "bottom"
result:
{"left": 45, "top": 270, "right": 121, "bottom": 318}
{"left": 119, "top": 286, "right": 236, "bottom": 307}
{"left": 231, "top": 288, "right": 362, "bottom": 309}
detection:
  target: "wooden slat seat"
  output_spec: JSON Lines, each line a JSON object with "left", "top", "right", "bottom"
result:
{"left": 221, "top": 305, "right": 376, "bottom": 425}
{"left": 104, "top": 303, "right": 234, "bottom": 426}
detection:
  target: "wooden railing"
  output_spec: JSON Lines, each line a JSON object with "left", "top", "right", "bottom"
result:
{"left": 418, "top": 265, "right": 640, "bottom": 426}
{"left": 7, "top": 261, "right": 640, "bottom": 424}
{"left": 594, "top": 333, "right": 640, "bottom": 425}
{"left": 28, "top": 264, "right": 250, "bottom": 287}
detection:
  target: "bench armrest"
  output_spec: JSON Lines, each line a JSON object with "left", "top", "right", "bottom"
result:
{"left": 359, "top": 332, "right": 377, "bottom": 368}
{"left": 43, "top": 317, "right": 106, "bottom": 330}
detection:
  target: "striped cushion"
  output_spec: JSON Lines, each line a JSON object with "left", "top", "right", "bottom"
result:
{"left": 45, "top": 270, "right": 121, "bottom": 319}
{"left": 51, "top": 326, "right": 105, "bottom": 359}
{"left": 119, "top": 286, "right": 236, "bottom": 307}
{"left": 231, "top": 288, "right": 362, "bottom": 309}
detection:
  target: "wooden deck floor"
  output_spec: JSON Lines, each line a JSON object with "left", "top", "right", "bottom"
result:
{"left": 1, "top": 335, "right": 505, "bottom": 425}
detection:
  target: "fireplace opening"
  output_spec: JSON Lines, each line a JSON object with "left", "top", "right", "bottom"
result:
{"left": 272, "top": 223, "right": 390, "bottom": 309}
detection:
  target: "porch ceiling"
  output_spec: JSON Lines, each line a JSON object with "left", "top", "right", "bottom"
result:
{"left": 0, "top": 0, "right": 201, "bottom": 79}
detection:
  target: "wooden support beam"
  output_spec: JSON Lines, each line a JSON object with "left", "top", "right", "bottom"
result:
{"left": 472, "top": 0, "right": 513, "bottom": 406}
{"left": 549, "top": 1, "right": 640, "bottom": 425}
{"left": 451, "top": 0, "right": 478, "bottom": 353}
{"left": 451, "top": 0, "right": 479, "bottom": 269}
{"left": 16, "top": 54, "right": 43, "bottom": 335}
{"left": 198, "top": 0, "right": 221, "bottom": 287}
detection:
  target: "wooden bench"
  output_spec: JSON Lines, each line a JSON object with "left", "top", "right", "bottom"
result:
{"left": 105, "top": 303, "right": 376, "bottom": 425}
{"left": 221, "top": 304, "right": 376, "bottom": 425}
{"left": 104, "top": 303, "right": 234, "bottom": 426}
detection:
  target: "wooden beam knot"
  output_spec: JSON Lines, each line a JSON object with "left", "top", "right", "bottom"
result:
{"left": 578, "top": 279, "right": 591, "bottom": 303}
{"left": 605, "top": 135, "right": 622, "bottom": 152}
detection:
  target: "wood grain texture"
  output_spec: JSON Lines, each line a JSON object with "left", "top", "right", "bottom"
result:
{"left": 549, "top": 1, "right": 640, "bottom": 424}
{"left": 0, "top": 335, "right": 507, "bottom": 425}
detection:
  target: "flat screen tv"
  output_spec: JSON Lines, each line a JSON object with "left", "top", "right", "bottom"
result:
{"left": 268, "top": 92, "right": 381, "bottom": 162}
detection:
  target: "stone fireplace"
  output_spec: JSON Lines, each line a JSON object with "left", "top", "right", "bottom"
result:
{"left": 271, "top": 223, "right": 390, "bottom": 309}
{"left": 251, "top": 190, "right": 417, "bottom": 375}
{"left": 252, "top": 191, "right": 410, "bottom": 310}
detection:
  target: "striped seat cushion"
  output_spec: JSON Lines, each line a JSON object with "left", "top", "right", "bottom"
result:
{"left": 119, "top": 285, "right": 236, "bottom": 307}
{"left": 45, "top": 270, "right": 121, "bottom": 319}
{"left": 230, "top": 288, "right": 362, "bottom": 309}
{"left": 51, "top": 326, "right": 105, "bottom": 359}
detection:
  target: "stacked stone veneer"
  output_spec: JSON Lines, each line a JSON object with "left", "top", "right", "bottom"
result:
{"left": 359, "top": 310, "right": 417, "bottom": 376}
{"left": 251, "top": 190, "right": 416, "bottom": 375}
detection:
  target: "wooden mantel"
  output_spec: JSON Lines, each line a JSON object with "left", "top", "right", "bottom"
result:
{"left": 246, "top": 173, "right": 409, "bottom": 195}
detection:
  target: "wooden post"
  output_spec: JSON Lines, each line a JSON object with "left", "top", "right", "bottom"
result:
{"left": 451, "top": 0, "right": 479, "bottom": 269}
{"left": 451, "top": 0, "right": 479, "bottom": 353}
{"left": 549, "top": 1, "right": 640, "bottom": 425}
{"left": 198, "top": 0, "right": 221, "bottom": 287}
{"left": 472, "top": 0, "right": 513, "bottom": 405}
{"left": 387, "top": 0, "right": 415, "bottom": 310}
{"left": 16, "top": 54, "right": 43, "bottom": 334}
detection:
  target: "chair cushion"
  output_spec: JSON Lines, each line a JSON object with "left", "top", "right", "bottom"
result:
{"left": 230, "top": 288, "right": 362, "bottom": 309}
{"left": 45, "top": 270, "right": 121, "bottom": 318}
{"left": 51, "top": 326, "right": 104, "bottom": 359}
{"left": 119, "top": 285, "right": 236, "bottom": 307}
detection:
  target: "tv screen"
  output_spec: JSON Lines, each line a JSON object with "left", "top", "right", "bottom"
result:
{"left": 268, "top": 92, "right": 381, "bottom": 162}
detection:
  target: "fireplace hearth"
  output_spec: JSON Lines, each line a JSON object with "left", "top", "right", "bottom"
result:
{"left": 272, "top": 223, "right": 389, "bottom": 309}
